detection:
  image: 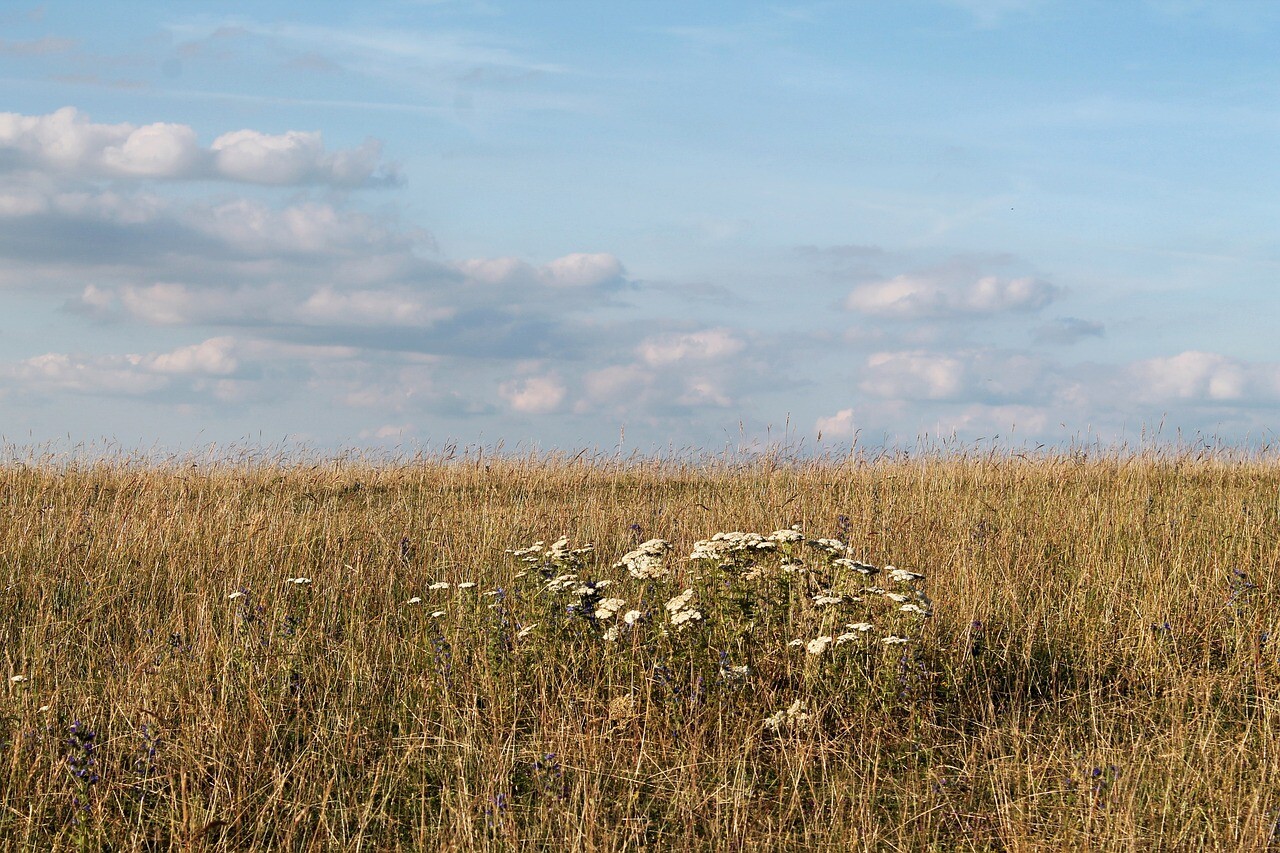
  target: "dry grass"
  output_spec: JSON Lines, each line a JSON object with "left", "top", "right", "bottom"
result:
{"left": 1, "top": 449, "right": 1278, "bottom": 850}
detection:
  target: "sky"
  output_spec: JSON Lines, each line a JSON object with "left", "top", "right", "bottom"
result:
{"left": 0, "top": 0, "right": 1277, "bottom": 455}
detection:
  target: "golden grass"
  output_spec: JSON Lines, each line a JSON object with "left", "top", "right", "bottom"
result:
{"left": 1, "top": 450, "right": 1278, "bottom": 850}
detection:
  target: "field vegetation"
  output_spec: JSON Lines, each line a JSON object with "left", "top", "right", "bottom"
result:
{"left": 1, "top": 447, "right": 1278, "bottom": 850}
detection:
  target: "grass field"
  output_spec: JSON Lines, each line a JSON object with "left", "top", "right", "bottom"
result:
{"left": 1, "top": 449, "right": 1278, "bottom": 850}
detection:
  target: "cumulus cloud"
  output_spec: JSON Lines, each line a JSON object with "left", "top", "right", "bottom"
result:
{"left": 498, "top": 374, "right": 566, "bottom": 414}
{"left": 0, "top": 107, "right": 397, "bottom": 186}
{"left": 1126, "top": 351, "right": 1268, "bottom": 403}
{"left": 638, "top": 328, "right": 745, "bottom": 366}
{"left": 456, "top": 252, "right": 624, "bottom": 290}
{"left": 845, "top": 274, "right": 1060, "bottom": 319}
{"left": 815, "top": 408, "right": 856, "bottom": 439}
{"left": 860, "top": 348, "right": 1049, "bottom": 402}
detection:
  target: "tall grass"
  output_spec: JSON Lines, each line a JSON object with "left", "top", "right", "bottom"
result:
{"left": 0, "top": 449, "right": 1277, "bottom": 850}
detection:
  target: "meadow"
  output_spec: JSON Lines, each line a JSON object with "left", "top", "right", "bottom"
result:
{"left": 1, "top": 448, "right": 1278, "bottom": 850}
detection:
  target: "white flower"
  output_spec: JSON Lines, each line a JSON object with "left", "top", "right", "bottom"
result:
{"left": 834, "top": 558, "right": 878, "bottom": 575}
{"left": 622, "top": 609, "right": 644, "bottom": 625}
{"left": 900, "top": 603, "right": 931, "bottom": 616}
{"left": 812, "top": 594, "right": 843, "bottom": 607}
{"left": 811, "top": 538, "right": 846, "bottom": 555}
{"left": 671, "top": 609, "right": 703, "bottom": 630}
{"left": 287, "top": 577, "right": 312, "bottom": 585}
{"left": 615, "top": 539, "right": 673, "bottom": 579}
{"left": 882, "top": 636, "right": 911, "bottom": 645}
{"left": 38, "top": 704, "right": 50, "bottom": 712}
{"left": 405, "top": 596, "right": 423, "bottom": 605}
{"left": 665, "top": 589, "right": 696, "bottom": 613}
{"left": 429, "top": 581, "right": 450, "bottom": 590}
{"left": 594, "top": 597, "right": 627, "bottom": 620}
{"left": 768, "top": 528, "right": 804, "bottom": 544}
{"left": 787, "top": 638, "right": 805, "bottom": 647}
{"left": 845, "top": 622, "right": 874, "bottom": 632}
{"left": 602, "top": 626, "right": 621, "bottom": 642}
{"left": 806, "top": 636, "right": 833, "bottom": 656}
{"left": 430, "top": 610, "right": 446, "bottom": 618}
{"left": 888, "top": 566, "right": 925, "bottom": 583}
{"left": 10, "top": 675, "right": 27, "bottom": 684}
{"left": 227, "top": 590, "right": 246, "bottom": 600}
{"left": 458, "top": 582, "right": 477, "bottom": 590}
{"left": 884, "top": 592, "right": 909, "bottom": 603}
{"left": 516, "top": 623, "right": 538, "bottom": 638}
{"left": 763, "top": 699, "right": 810, "bottom": 731}
{"left": 834, "top": 632, "right": 863, "bottom": 644}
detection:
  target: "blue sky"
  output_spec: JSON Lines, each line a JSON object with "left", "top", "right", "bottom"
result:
{"left": 1, "top": 0, "right": 1277, "bottom": 454}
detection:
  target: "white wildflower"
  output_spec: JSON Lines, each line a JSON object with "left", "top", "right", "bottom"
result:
{"left": 602, "top": 625, "right": 621, "bottom": 642}
{"left": 845, "top": 622, "right": 874, "bottom": 632}
{"left": 763, "top": 699, "right": 810, "bottom": 731}
{"left": 900, "top": 603, "right": 931, "bottom": 616}
{"left": 787, "top": 639, "right": 805, "bottom": 648}
{"left": 812, "top": 594, "right": 843, "bottom": 607}
{"left": 882, "top": 636, "right": 911, "bottom": 645}
{"left": 834, "top": 632, "right": 863, "bottom": 644}
{"left": 287, "top": 577, "right": 312, "bottom": 585}
{"left": 811, "top": 538, "right": 846, "bottom": 555}
{"left": 594, "top": 597, "right": 627, "bottom": 620}
{"left": 405, "top": 596, "right": 423, "bottom": 605}
{"left": 615, "top": 539, "right": 673, "bottom": 579}
{"left": 888, "top": 566, "right": 925, "bottom": 583}
{"left": 806, "top": 636, "right": 834, "bottom": 656}
{"left": 430, "top": 610, "right": 446, "bottom": 618}
{"left": 622, "top": 609, "right": 644, "bottom": 625}
{"left": 834, "top": 558, "right": 879, "bottom": 575}
{"left": 429, "top": 581, "right": 450, "bottom": 590}
{"left": 884, "top": 592, "right": 909, "bottom": 603}
{"left": 768, "top": 527, "right": 804, "bottom": 544}
{"left": 665, "top": 588, "right": 696, "bottom": 613}
{"left": 227, "top": 590, "right": 246, "bottom": 600}
{"left": 670, "top": 609, "right": 703, "bottom": 630}
{"left": 458, "top": 582, "right": 477, "bottom": 590}
{"left": 516, "top": 623, "right": 538, "bottom": 638}
{"left": 10, "top": 675, "right": 27, "bottom": 684}
{"left": 38, "top": 704, "right": 50, "bottom": 712}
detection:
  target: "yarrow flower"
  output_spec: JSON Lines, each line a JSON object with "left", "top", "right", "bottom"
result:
{"left": 767, "top": 527, "right": 804, "bottom": 544}
{"left": 806, "top": 636, "right": 834, "bottom": 656}
{"left": 665, "top": 588, "right": 702, "bottom": 630}
{"left": 887, "top": 566, "right": 925, "bottom": 583}
{"left": 227, "top": 590, "right": 246, "bottom": 600}
{"left": 882, "top": 636, "right": 911, "bottom": 645}
{"left": 286, "top": 577, "right": 312, "bottom": 585}
{"left": 458, "top": 582, "right": 477, "bottom": 590}
{"left": 622, "top": 609, "right": 644, "bottom": 626}
{"left": 812, "top": 594, "right": 843, "bottom": 607}
{"left": 405, "top": 596, "right": 423, "bottom": 605}
{"left": 763, "top": 699, "right": 810, "bottom": 731}
{"left": 614, "top": 539, "right": 673, "bottom": 579}
{"left": 430, "top": 611, "right": 446, "bottom": 619}
{"left": 594, "top": 597, "right": 627, "bottom": 620}
{"left": 10, "top": 674, "right": 27, "bottom": 684}
{"left": 429, "top": 581, "right": 450, "bottom": 590}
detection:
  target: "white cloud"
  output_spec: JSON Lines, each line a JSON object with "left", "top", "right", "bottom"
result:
{"left": 456, "top": 252, "right": 624, "bottom": 289}
{"left": 1128, "top": 351, "right": 1255, "bottom": 402}
{"left": 498, "top": 374, "right": 566, "bottom": 414}
{"left": 815, "top": 408, "right": 856, "bottom": 439}
{"left": 540, "top": 252, "right": 623, "bottom": 288}
{"left": 861, "top": 351, "right": 967, "bottom": 400}
{"left": 638, "top": 328, "right": 745, "bottom": 366}
{"left": 845, "top": 274, "right": 1059, "bottom": 319}
{"left": 0, "top": 107, "right": 395, "bottom": 187}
